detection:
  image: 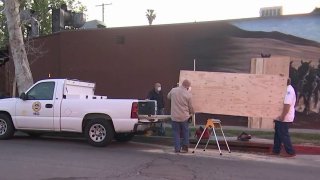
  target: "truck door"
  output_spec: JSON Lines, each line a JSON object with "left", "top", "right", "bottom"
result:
{"left": 15, "top": 81, "right": 56, "bottom": 130}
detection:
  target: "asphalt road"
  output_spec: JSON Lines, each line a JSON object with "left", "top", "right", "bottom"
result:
{"left": 0, "top": 135, "right": 320, "bottom": 180}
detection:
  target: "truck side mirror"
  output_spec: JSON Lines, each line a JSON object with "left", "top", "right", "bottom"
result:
{"left": 19, "top": 93, "right": 27, "bottom": 100}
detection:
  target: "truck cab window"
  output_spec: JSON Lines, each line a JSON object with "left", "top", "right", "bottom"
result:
{"left": 27, "top": 82, "right": 55, "bottom": 100}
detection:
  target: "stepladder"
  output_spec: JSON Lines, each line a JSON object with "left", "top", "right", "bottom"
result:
{"left": 192, "top": 119, "right": 231, "bottom": 155}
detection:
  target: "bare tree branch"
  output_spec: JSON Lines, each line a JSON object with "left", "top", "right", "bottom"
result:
{"left": 24, "top": 38, "right": 48, "bottom": 65}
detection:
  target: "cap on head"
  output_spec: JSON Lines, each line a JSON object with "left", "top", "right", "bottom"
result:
{"left": 154, "top": 83, "right": 161, "bottom": 88}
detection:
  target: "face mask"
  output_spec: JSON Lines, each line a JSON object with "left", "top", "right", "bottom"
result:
{"left": 157, "top": 87, "right": 161, "bottom": 91}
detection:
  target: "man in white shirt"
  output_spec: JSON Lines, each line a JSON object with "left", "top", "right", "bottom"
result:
{"left": 271, "top": 78, "right": 296, "bottom": 157}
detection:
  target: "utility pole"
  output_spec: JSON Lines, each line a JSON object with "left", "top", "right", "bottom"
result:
{"left": 96, "top": 3, "right": 112, "bottom": 22}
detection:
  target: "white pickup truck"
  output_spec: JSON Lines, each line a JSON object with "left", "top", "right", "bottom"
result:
{"left": 0, "top": 79, "right": 157, "bottom": 147}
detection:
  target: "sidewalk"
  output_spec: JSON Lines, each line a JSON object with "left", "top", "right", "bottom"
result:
{"left": 223, "top": 125, "right": 320, "bottom": 134}
{"left": 133, "top": 125, "right": 320, "bottom": 155}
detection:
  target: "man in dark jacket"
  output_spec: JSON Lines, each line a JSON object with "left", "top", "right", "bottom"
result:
{"left": 147, "top": 83, "right": 166, "bottom": 136}
{"left": 147, "top": 83, "right": 165, "bottom": 115}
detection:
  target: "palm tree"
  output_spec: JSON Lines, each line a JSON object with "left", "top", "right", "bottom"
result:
{"left": 146, "top": 9, "right": 156, "bottom": 25}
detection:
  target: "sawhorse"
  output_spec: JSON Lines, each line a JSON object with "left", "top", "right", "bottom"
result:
{"left": 192, "top": 119, "right": 231, "bottom": 155}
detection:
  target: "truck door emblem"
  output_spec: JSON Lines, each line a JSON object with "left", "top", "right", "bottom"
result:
{"left": 32, "top": 101, "right": 41, "bottom": 115}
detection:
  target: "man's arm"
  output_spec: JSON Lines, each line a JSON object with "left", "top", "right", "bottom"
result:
{"left": 146, "top": 90, "right": 152, "bottom": 99}
{"left": 279, "top": 104, "right": 290, "bottom": 121}
{"left": 188, "top": 97, "right": 195, "bottom": 115}
{"left": 160, "top": 92, "right": 165, "bottom": 106}
{"left": 167, "top": 90, "right": 172, "bottom": 100}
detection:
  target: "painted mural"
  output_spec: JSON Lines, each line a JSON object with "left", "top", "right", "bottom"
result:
{"left": 177, "top": 12, "right": 320, "bottom": 127}
{"left": 231, "top": 14, "right": 320, "bottom": 117}
{"left": 189, "top": 12, "right": 320, "bottom": 127}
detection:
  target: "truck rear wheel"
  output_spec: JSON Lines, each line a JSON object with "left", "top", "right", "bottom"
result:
{"left": 85, "top": 119, "right": 114, "bottom": 147}
{"left": 0, "top": 114, "right": 15, "bottom": 140}
{"left": 115, "top": 133, "right": 134, "bottom": 142}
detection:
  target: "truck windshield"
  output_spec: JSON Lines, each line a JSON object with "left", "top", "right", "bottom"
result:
{"left": 27, "top": 82, "right": 55, "bottom": 100}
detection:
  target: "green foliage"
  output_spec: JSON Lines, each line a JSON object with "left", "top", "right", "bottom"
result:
{"left": 29, "top": 0, "right": 86, "bottom": 35}
{"left": 0, "top": 0, "right": 86, "bottom": 48}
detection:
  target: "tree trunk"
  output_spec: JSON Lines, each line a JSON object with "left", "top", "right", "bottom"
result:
{"left": 4, "top": 0, "right": 33, "bottom": 95}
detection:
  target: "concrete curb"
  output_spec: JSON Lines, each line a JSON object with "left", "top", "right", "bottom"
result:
{"left": 132, "top": 135, "right": 320, "bottom": 155}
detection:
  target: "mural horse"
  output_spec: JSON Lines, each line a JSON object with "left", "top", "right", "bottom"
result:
{"left": 292, "top": 60, "right": 320, "bottom": 114}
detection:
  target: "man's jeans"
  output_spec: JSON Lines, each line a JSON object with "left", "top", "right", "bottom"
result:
{"left": 273, "top": 120, "right": 295, "bottom": 155}
{"left": 171, "top": 120, "right": 189, "bottom": 152}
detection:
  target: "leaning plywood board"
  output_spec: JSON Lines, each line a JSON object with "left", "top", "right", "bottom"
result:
{"left": 249, "top": 58, "right": 264, "bottom": 128}
{"left": 179, "top": 70, "right": 287, "bottom": 118}
{"left": 262, "top": 57, "right": 290, "bottom": 76}
{"left": 251, "top": 57, "right": 290, "bottom": 76}
{"left": 249, "top": 57, "right": 290, "bottom": 128}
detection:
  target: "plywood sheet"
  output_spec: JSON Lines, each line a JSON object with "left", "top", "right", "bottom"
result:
{"left": 249, "top": 57, "right": 290, "bottom": 128}
{"left": 255, "top": 58, "right": 264, "bottom": 74}
{"left": 266, "top": 57, "right": 290, "bottom": 76}
{"left": 252, "top": 57, "right": 290, "bottom": 76}
{"left": 179, "top": 70, "right": 287, "bottom": 118}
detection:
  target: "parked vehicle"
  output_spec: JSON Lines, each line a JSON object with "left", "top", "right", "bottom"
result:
{"left": 0, "top": 79, "right": 156, "bottom": 147}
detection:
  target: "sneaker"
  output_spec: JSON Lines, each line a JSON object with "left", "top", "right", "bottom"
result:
{"left": 180, "top": 146, "right": 189, "bottom": 153}
{"left": 280, "top": 153, "right": 296, "bottom": 158}
{"left": 174, "top": 150, "right": 180, "bottom": 153}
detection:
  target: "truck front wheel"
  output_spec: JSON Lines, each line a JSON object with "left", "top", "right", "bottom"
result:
{"left": 85, "top": 119, "right": 114, "bottom": 147}
{"left": 0, "top": 114, "right": 15, "bottom": 140}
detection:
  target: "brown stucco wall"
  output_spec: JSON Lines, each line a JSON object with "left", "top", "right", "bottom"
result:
{"left": 56, "top": 25, "right": 192, "bottom": 99}
{"left": 29, "top": 33, "right": 61, "bottom": 81}
{"left": 29, "top": 21, "right": 256, "bottom": 99}
{"left": 30, "top": 23, "right": 218, "bottom": 100}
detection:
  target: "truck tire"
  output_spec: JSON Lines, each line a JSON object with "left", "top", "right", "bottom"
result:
{"left": 115, "top": 133, "right": 134, "bottom": 142}
{"left": 85, "top": 119, "right": 114, "bottom": 147}
{"left": 0, "top": 114, "right": 15, "bottom": 140}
